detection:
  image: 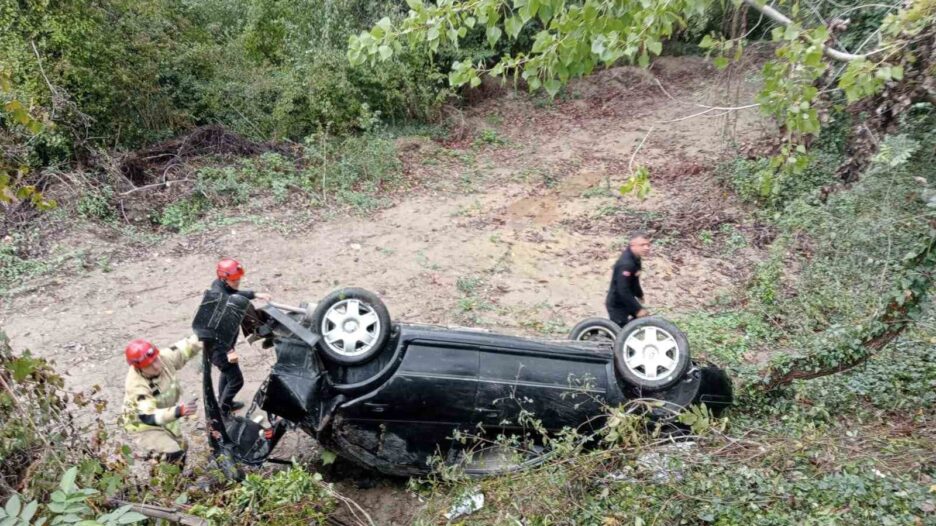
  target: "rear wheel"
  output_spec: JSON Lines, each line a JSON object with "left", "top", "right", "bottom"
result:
{"left": 613, "top": 317, "right": 690, "bottom": 391}
{"left": 568, "top": 317, "right": 621, "bottom": 343}
{"left": 310, "top": 288, "right": 391, "bottom": 365}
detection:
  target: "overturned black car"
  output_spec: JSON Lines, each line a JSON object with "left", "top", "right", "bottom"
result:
{"left": 192, "top": 288, "right": 732, "bottom": 477}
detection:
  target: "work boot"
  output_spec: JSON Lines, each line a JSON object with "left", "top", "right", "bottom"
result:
{"left": 230, "top": 401, "right": 245, "bottom": 411}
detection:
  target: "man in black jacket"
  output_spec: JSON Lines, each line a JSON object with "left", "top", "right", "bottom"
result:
{"left": 210, "top": 258, "right": 271, "bottom": 414}
{"left": 606, "top": 232, "right": 652, "bottom": 326}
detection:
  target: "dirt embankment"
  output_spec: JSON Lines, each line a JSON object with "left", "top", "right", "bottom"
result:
{"left": 0, "top": 56, "right": 770, "bottom": 525}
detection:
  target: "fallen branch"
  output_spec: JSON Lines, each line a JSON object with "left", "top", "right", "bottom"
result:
{"left": 756, "top": 228, "right": 936, "bottom": 391}
{"left": 105, "top": 499, "right": 208, "bottom": 526}
{"left": 118, "top": 179, "right": 195, "bottom": 197}
{"left": 652, "top": 78, "right": 761, "bottom": 113}
{"left": 628, "top": 126, "right": 655, "bottom": 176}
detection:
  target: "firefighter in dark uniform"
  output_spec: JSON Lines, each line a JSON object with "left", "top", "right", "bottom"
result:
{"left": 210, "top": 258, "right": 271, "bottom": 414}
{"left": 606, "top": 232, "right": 652, "bottom": 326}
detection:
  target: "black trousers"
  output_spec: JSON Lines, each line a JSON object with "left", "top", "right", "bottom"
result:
{"left": 606, "top": 303, "right": 636, "bottom": 327}
{"left": 210, "top": 350, "right": 243, "bottom": 413}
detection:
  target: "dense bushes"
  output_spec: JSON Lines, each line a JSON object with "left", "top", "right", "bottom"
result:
{"left": 0, "top": 0, "right": 450, "bottom": 164}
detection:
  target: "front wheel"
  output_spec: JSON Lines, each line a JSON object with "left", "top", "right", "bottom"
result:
{"left": 613, "top": 317, "right": 691, "bottom": 391}
{"left": 309, "top": 288, "right": 391, "bottom": 365}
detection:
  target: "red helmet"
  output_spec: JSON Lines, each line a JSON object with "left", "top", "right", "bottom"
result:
{"left": 216, "top": 258, "right": 245, "bottom": 281}
{"left": 125, "top": 339, "right": 159, "bottom": 368}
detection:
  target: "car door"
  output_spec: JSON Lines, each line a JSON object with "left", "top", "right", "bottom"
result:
{"left": 476, "top": 344, "right": 609, "bottom": 433}
{"left": 336, "top": 341, "right": 480, "bottom": 469}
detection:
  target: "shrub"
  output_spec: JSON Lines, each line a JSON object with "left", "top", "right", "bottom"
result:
{"left": 158, "top": 195, "right": 209, "bottom": 232}
{"left": 76, "top": 186, "right": 114, "bottom": 221}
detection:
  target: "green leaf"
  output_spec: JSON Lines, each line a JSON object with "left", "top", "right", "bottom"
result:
{"left": 647, "top": 40, "right": 662, "bottom": 56}
{"left": 60, "top": 467, "right": 78, "bottom": 493}
{"left": 804, "top": 49, "right": 823, "bottom": 67}
{"left": 405, "top": 0, "right": 422, "bottom": 9}
{"left": 378, "top": 45, "right": 392, "bottom": 61}
{"left": 4, "top": 495, "right": 20, "bottom": 519}
{"left": 486, "top": 25, "right": 502, "bottom": 47}
{"left": 321, "top": 450, "right": 337, "bottom": 465}
{"left": 544, "top": 78, "right": 561, "bottom": 97}
{"left": 12, "top": 109, "right": 30, "bottom": 126}
{"left": 891, "top": 65, "right": 904, "bottom": 80}
{"left": 9, "top": 357, "right": 38, "bottom": 382}
{"left": 427, "top": 25, "right": 439, "bottom": 42}
{"left": 638, "top": 51, "right": 649, "bottom": 68}
{"left": 464, "top": 16, "right": 476, "bottom": 28}
{"left": 591, "top": 36, "right": 605, "bottom": 56}
{"left": 713, "top": 56, "right": 729, "bottom": 70}
{"left": 116, "top": 512, "right": 147, "bottom": 524}
{"left": 505, "top": 16, "right": 523, "bottom": 39}
{"left": 811, "top": 25, "right": 829, "bottom": 43}
{"left": 376, "top": 17, "right": 392, "bottom": 33}
{"left": 538, "top": 3, "right": 553, "bottom": 23}
{"left": 22, "top": 500, "right": 38, "bottom": 522}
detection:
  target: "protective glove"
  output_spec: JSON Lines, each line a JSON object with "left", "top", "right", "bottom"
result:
{"left": 178, "top": 397, "right": 199, "bottom": 417}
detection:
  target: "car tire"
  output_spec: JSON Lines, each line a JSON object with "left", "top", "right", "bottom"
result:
{"left": 568, "top": 317, "right": 621, "bottom": 343}
{"left": 613, "top": 317, "right": 691, "bottom": 392}
{"left": 310, "top": 288, "right": 391, "bottom": 365}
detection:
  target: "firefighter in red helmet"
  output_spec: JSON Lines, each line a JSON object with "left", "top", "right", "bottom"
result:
{"left": 209, "top": 258, "right": 271, "bottom": 414}
{"left": 121, "top": 337, "right": 201, "bottom": 464}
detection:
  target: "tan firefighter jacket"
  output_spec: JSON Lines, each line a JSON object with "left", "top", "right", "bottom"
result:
{"left": 122, "top": 335, "right": 202, "bottom": 436}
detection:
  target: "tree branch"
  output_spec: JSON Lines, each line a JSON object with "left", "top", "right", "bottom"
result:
{"left": 741, "top": 0, "right": 888, "bottom": 61}
{"left": 756, "top": 230, "right": 936, "bottom": 391}
{"left": 117, "top": 179, "right": 194, "bottom": 196}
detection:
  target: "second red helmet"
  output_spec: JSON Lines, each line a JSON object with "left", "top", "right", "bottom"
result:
{"left": 125, "top": 339, "right": 159, "bottom": 368}
{"left": 216, "top": 258, "right": 245, "bottom": 281}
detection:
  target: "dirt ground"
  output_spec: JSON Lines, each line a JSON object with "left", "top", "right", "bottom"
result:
{"left": 0, "top": 56, "right": 770, "bottom": 525}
